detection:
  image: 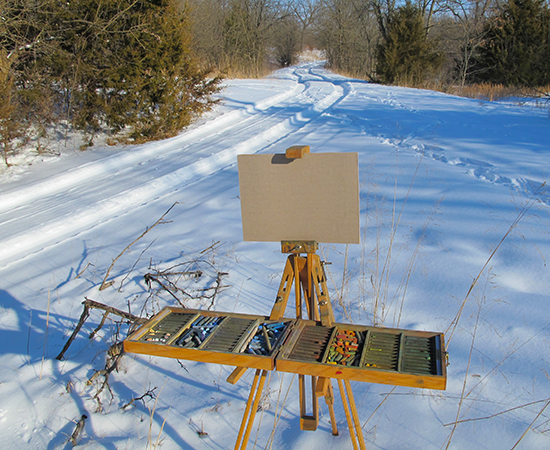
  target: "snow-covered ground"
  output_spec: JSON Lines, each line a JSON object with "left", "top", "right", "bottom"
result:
{"left": 1, "top": 62, "right": 549, "bottom": 449}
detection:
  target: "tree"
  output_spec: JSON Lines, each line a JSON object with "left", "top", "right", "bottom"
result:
{"left": 291, "top": 0, "right": 321, "bottom": 50}
{"left": 188, "top": 0, "right": 230, "bottom": 70}
{"left": 188, "top": 0, "right": 290, "bottom": 77}
{"left": 439, "top": 0, "right": 495, "bottom": 89}
{"left": 470, "top": 0, "right": 550, "bottom": 87}
{"left": 376, "top": 1, "right": 443, "bottom": 85}
{"left": 317, "top": 0, "right": 379, "bottom": 78}
{"left": 1, "top": 0, "right": 222, "bottom": 149}
{"left": 55, "top": 0, "right": 222, "bottom": 141}
{"left": 272, "top": 15, "right": 301, "bottom": 67}
{"left": 223, "top": 0, "right": 267, "bottom": 74}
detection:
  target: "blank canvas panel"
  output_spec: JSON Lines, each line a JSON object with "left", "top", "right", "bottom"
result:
{"left": 238, "top": 152, "right": 360, "bottom": 244}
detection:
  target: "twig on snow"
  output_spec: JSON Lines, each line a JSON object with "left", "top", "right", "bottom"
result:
{"left": 99, "top": 202, "right": 179, "bottom": 291}
{"left": 69, "top": 414, "right": 88, "bottom": 447}
{"left": 56, "top": 298, "right": 145, "bottom": 360}
{"left": 122, "top": 387, "right": 158, "bottom": 410}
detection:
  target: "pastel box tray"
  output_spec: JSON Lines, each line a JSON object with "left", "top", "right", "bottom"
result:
{"left": 124, "top": 307, "right": 291, "bottom": 371}
{"left": 276, "top": 320, "right": 446, "bottom": 390}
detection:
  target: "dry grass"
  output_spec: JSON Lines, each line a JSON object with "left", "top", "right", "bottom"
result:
{"left": 360, "top": 151, "right": 438, "bottom": 328}
{"left": 326, "top": 64, "right": 550, "bottom": 105}
{"left": 217, "top": 60, "right": 279, "bottom": 79}
{"left": 446, "top": 83, "right": 550, "bottom": 102}
{"left": 146, "top": 385, "right": 169, "bottom": 450}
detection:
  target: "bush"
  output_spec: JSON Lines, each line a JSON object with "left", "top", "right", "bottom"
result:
{"left": 470, "top": 0, "right": 550, "bottom": 87}
{"left": 1, "top": 0, "right": 222, "bottom": 152}
{"left": 376, "top": 2, "right": 443, "bottom": 86}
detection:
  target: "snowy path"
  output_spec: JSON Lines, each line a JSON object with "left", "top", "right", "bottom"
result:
{"left": 1, "top": 62, "right": 549, "bottom": 450}
{"left": 0, "top": 65, "right": 352, "bottom": 267}
{"left": 1, "top": 64, "right": 548, "bottom": 270}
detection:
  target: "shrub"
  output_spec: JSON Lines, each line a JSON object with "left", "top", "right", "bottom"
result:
{"left": 470, "top": 0, "right": 550, "bottom": 87}
{"left": 1, "top": 0, "right": 222, "bottom": 151}
{"left": 376, "top": 2, "right": 443, "bottom": 86}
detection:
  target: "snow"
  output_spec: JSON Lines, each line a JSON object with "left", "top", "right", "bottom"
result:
{"left": 1, "top": 62, "right": 549, "bottom": 449}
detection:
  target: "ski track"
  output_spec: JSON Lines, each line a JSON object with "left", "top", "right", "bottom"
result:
{"left": 2, "top": 63, "right": 548, "bottom": 268}
{"left": 0, "top": 64, "right": 345, "bottom": 267}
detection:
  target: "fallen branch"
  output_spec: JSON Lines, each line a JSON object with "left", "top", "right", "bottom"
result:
{"left": 200, "top": 240, "right": 221, "bottom": 255}
{"left": 75, "top": 262, "right": 93, "bottom": 279}
{"left": 122, "top": 387, "right": 158, "bottom": 410}
{"left": 144, "top": 269, "right": 203, "bottom": 307}
{"left": 56, "top": 302, "right": 91, "bottom": 361}
{"left": 207, "top": 271, "right": 229, "bottom": 310}
{"left": 69, "top": 414, "right": 88, "bottom": 447}
{"left": 87, "top": 342, "right": 124, "bottom": 412}
{"left": 144, "top": 260, "right": 230, "bottom": 308}
{"left": 99, "top": 202, "right": 179, "bottom": 291}
{"left": 56, "top": 298, "right": 146, "bottom": 360}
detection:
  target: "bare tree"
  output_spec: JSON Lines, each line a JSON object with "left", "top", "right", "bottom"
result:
{"left": 188, "top": 0, "right": 230, "bottom": 70}
{"left": 291, "top": 0, "right": 322, "bottom": 50}
{"left": 272, "top": 14, "right": 301, "bottom": 66}
{"left": 317, "top": 0, "right": 379, "bottom": 77}
{"left": 440, "top": 0, "right": 495, "bottom": 88}
{"left": 189, "top": 0, "right": 291, "bottom": 76}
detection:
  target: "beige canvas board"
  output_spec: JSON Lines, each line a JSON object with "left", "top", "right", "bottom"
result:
{"left": 238, "top": 152, "right": 360, "bottom": 244}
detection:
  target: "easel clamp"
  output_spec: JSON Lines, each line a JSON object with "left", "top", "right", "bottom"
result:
{"left": 281, "top": 240, "right": 318, "bottom": 254}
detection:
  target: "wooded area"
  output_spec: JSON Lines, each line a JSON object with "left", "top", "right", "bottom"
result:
{"left": 1, "top": 0, "right": 549, "bottom": 164}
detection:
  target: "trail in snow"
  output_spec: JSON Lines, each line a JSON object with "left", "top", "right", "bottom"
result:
{"left": 0, "top": 65, "right": 347, "bottom": 266}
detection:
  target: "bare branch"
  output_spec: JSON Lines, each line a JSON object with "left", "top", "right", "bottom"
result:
{"left": 56, "top": 298, "right": 145, "bottom": 360}
{"left": 99, "top": 202, "right": 179, "bottom": 291}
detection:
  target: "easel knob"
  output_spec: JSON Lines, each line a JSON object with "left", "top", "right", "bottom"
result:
{"left": 281, "top": 240, "right": 318, "bottom": 254}
{"left": 285, "top": 145, "right": 310, "bottom": 159}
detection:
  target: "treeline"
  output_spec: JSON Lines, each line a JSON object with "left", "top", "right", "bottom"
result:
{"left": 1, "top": 0, "right": 549, "bottom": 164}
{"left": 187, "top": 0, "right": 317, "bottom": 76}
{"left": 187, "top": 0, "right": 550, "bottom": 88}
{"left": 316, "top": 0, "right": 550, "bottom": 88}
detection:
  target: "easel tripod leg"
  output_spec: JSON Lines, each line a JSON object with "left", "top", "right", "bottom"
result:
{"left": 326, "top": 381, "right": 339, "bottom": 436}
{"left": 299, "top": 374, "right": 319, "bottom": 430}
{"left": 315, "top": 377, "right": 339, "bottom": 436}
{"left": 234, "top": 369, "right": 268, "bottom": 450}
{"left": 337, "top": 379, "right": 366, "bottom": 450}
{"left": 344, "top": 380, "right": 366, "bottom": 450}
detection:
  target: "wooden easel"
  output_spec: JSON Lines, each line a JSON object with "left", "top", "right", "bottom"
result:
{"left": 269, "top": 240, "right": 337, "bottom": 434}
{"left": 230, "top": 146, "right": 366, "bottom": 450}
{"left": 269, "top": 240, "right": 366, "bottom": 450}
{"left": 121, "top": 147, "right": 447, "bottom": 450}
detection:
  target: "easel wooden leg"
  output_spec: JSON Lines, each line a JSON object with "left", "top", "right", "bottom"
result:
{"left": 227, "top": 366, "right": 248, "bottom": 385}
{"left": 326, "top": 381, "right": 339, "bottom": 436}
{"left": 311, "top": 255, "right": 335, "bottom": 327}
{"left": 337, "top": 379, "right": 366, "bottom": 450}
{"left": 299, "top": 374, "right": 319, "bottom": 430}
{"left": 345, "top": 380, "right": 366, "bottom": 450}
{"left": 315, "top": 377, "right": 339, "bottom": 436}
{"left": 234, "top": 369, "right": 268, "bottom": 450}
{"left": 269, "top": 246, "right": 365, "bottom": 447}
{"left": 270, "top": 257, "right": 295, "bottom": 320}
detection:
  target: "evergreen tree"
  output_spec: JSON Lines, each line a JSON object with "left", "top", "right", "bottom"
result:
{"left": 471, "top": 0, "right": 550, "bottom": 87}
{"left": 376, "top": 2, "right": 443, "bottom": 86}
{"left": 2, "top": 0, "right": 221, "bottom": 145}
